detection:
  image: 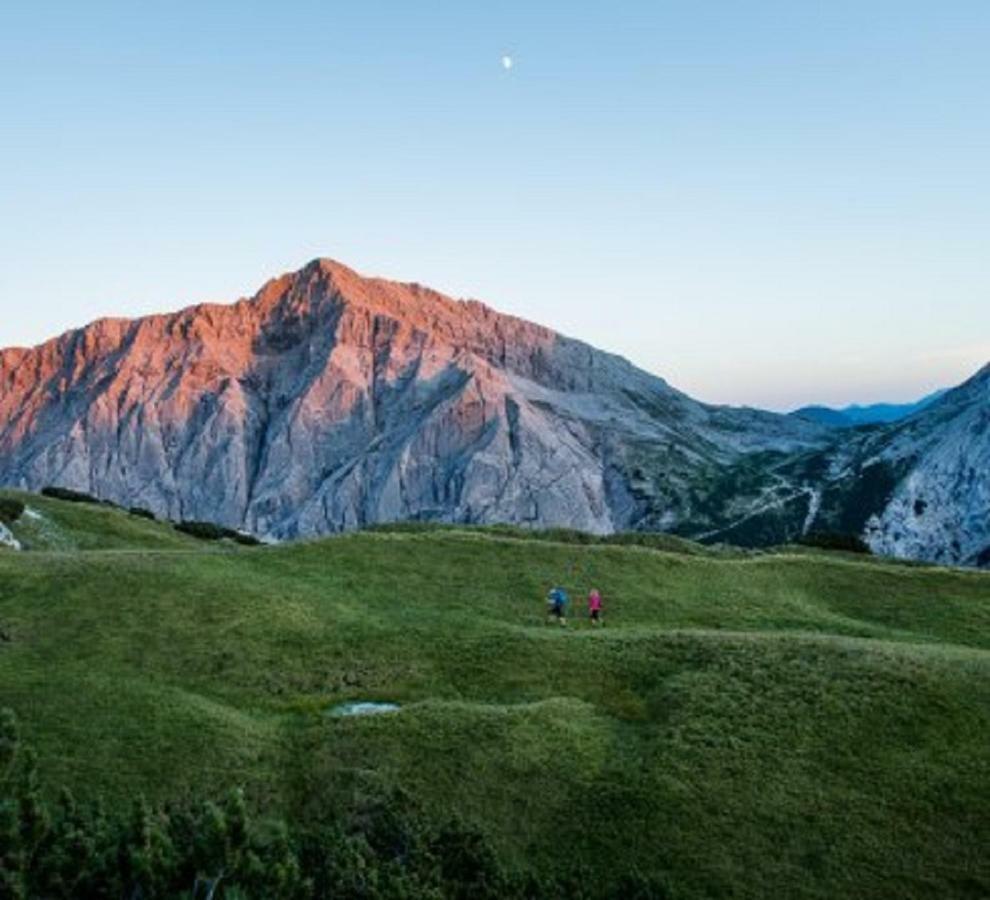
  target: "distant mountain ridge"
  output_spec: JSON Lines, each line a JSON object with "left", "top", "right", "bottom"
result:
{"left": 700, "top": 370, "right": 989, "bottom": 567}
{"left": 0, "top": 258, "right": 986, "bottom": 567}
{"left": 792, "top": 389, "right": 948, "bottom": 428}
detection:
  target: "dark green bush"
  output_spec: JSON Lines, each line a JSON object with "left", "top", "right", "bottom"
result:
{"left": 128, "top": 506, "right": 157, "bottom": 521}
{"left": 41, "top": 486, "right": 101, "bottom": 505}
{"left": 429, "top": 818, "right": 507, "bottom": 899}
{"left": 175, "top": 521, "right": 228, "bottom": 541}
{"left": 798, "top": 531, "right": 872, "bottom": 555}
{"left": 175, "top": 520, "right": 262, "bottom": 546}
{"left": 0, "top": 497, "right": 25, "bottom": 524}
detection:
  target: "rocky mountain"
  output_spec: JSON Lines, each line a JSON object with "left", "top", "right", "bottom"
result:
{"left": 851, "top": 370, "right": 989, "bottom": 567}
{"left": 0, "top": 258, "right": 985, "bottom": 567}
{"left": 689, "top": 368, "right": 989, "bottom": 568}
{"left": 0, "top": 259, "right": 827, "bottom": 539}
{"left": 792, "top": 389, "right": 947, "bottom": 428}
{"left": 791, "top": 405, "right": 856, "bottom": 428}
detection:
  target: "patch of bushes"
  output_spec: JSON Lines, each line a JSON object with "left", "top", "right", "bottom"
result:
{"left": 128, "top": 506, "right": 157, "bottom": 521}
{"left": 798, "top": 531, "right": 872, "bottom": 555}
{"left": 175, "top": 520, "right": 262, "bottom": 546}
{"left": 175, "top": 520, "right": 227, "bottom": 540}
{"left": 41, "top": 486, "right": 102, "bottom": 505}
{"left": 824, "top": 459, "right": 906, "bottom": 536}
{"left": 0, "top": 497, "right": 25, "bottom": 524}
{"left": 0, "top": 707, "right": 537, "bottom": 899}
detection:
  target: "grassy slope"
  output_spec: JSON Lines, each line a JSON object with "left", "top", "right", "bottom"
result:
{"left": 0, "top": 489, "right": 200, "bottom": 551}
{"left": 1, "top": 494, "right": 989, "bottom": 897}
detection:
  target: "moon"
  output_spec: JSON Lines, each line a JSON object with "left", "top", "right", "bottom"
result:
{"left": 501, "top": 55, "right": 513, "bottom": 71}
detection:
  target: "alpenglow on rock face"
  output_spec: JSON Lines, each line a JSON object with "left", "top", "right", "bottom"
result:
{"left": 0, "top": 258, "right": 985, "bottom": 567}
{"left": 0, "top": 259, "right": 825, "bottom": 537}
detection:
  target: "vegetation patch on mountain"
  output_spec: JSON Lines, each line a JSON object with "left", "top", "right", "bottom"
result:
{"left": 176, "top": 520, "right": 263, "bottom": 545}
{"left": 823, "top": 458, "right": 910, "bottom": 535}
{"left": 798, "top": 531, "right": 872, "bottom": 554}
{"left": 40, "top": 486, "right": 107, "bottom": 505}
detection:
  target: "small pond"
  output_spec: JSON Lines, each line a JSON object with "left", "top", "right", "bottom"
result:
{"left": 328, "top": 701, "right": 401, "bottom": 718}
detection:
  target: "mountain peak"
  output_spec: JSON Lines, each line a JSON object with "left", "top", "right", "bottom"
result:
{"left": 2, "top": 257, "right": 985, "bottom": 568}
{"left": 245, "top": 259, "right": 562, "bottom": 370}
{"left": 0, "top": 255, "right": 828, "bottom": 542}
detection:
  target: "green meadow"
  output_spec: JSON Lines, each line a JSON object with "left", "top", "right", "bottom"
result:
{"left": 1, "top": 489, "right": 989, "bottom": 898}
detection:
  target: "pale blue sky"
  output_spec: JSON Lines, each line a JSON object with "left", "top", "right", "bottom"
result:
{"left": 2, "top": 1, "right": 988, "bottom": 410}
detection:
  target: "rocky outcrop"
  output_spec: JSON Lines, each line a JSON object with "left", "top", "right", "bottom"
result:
{"left": 0, "top": 521, "right": 20, "bottom": 551}
{"left": 860, "top": 366, "right": 990, "bottom": 567}
{"left": 0, "top": 257, "right": 984, "bottom": 566}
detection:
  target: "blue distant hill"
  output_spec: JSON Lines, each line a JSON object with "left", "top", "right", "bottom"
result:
{"left": 792, "top": 389, "right": 947, "bottom": 427}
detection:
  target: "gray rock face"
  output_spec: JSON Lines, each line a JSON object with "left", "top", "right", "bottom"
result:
{"left": 0, "top": 258, "right": 985, "bottom": 567}
{"left": 861, "top": 367, "right": 990, "bottom": 567}
{"left": 0, "top": 259, "right": 826, "bottom": 539}
{"left": 686, "top": 365, "right": 990, "bottom": 568}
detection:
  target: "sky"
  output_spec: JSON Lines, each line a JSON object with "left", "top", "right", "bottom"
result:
{"left": 1, "top": 1, "right": 988, "bottom": 411}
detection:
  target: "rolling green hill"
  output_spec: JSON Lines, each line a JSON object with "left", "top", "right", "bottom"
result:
{"left": 1, "top": 490, "right": 989, "bottom": 898}
{"left": 0, "top": 489, "right": 200, "bottom": 552}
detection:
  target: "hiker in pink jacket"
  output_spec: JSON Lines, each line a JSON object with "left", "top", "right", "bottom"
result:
{"left": 588, "top": 588, "right": 603, "bottom": 626}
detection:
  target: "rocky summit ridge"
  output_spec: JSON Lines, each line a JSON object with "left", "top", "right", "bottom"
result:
{"left": 0, "top": 259, "right": 986, "bottom": 567}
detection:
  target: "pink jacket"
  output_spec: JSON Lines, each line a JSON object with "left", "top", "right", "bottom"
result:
{"left": 588, "top": 590, "right": 602, "bottom": 611}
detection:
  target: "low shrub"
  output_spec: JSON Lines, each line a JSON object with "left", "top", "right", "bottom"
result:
{"left": 798, "top": 531, "right": 872, "bottom": 554}
{"left": 0, "top": 497, "right": 25, "bottom": 524}
{"left": 175, "top": 520, "right": 228, "bottom": 541}
{"left": 128, "top": 506, "right": 157, "bottom": 521}
{"left": 175, "top": 520, "right": 261, "bottom": 546}
{"left": 41, "top": 486, "right": 101, "bottom": 505}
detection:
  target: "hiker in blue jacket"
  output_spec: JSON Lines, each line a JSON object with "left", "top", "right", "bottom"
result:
{"left": 546, "top": 586, "right": 569, "bottom": 626}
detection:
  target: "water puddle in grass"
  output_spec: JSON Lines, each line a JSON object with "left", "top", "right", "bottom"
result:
{"left": 328, "top": 701, "right": 401, "bottom": 718}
